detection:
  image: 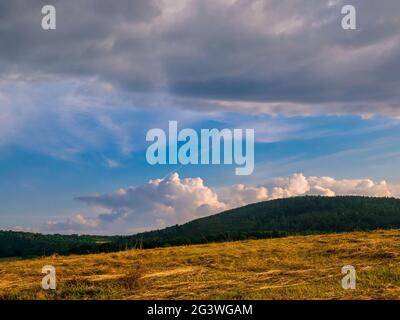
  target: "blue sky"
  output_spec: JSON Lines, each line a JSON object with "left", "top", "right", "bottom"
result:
{"left": 2, "top": 110, "right": 400, "bottom": 233}
{"left": 0, "top": 0, "right": 400, "bottom": 234}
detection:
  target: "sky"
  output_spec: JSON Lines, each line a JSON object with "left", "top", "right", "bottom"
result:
{"left": 1, "top": 0, "right": 400, "bottom": 234}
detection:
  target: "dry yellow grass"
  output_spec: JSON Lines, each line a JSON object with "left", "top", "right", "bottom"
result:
{"left": 1, "top": 229, "right": 400, "bottom": 300}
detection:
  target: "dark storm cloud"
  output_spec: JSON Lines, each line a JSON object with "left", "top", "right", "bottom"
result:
{"left": 163, "top": 0, "right": 400, "bottom": 105}
{"left": 0, "top": 0, "right": 162, "bottom": 89}
{"left": 0, "top": 0, "right": 399, "bottom": 115}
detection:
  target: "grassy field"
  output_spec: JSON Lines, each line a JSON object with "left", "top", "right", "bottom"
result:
{"left": 1, "top": 229, "right": 400, "bottom": 300}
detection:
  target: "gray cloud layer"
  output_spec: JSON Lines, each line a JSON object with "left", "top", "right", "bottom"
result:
{"left": 1, "top": 0, "right": 400, "bottom": 116}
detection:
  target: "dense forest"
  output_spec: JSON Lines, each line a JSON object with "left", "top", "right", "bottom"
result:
{"left": 0, "top": 232, "right": 117, "bottom": 258}
{"left": 2, "top": 196, "right": 400, "bottom": 258}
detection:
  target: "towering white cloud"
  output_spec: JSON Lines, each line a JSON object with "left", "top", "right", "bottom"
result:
{"left": 268, "top": 173, "right": 310, "bottom": 199}
{"left": 71, "top": 172, "right": 226, "bottom": 233}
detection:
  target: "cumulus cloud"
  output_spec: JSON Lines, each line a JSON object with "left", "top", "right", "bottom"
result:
{"left": 306, "top": 176, "right": 393, "bottom": 197}
{"left": 218, "top": 184, "right": 269, "bottom": 208}
{"left": 261, "top": 173, "right": 394, "bottom": 199}
{"left": 57, "top": 172, "right": 226, "bottom": 234}
{"left": 45, "top": 172, "right": 400, "bottom": 234}
{"left": 268, "top": 173, "right": 310, "bottom": 199}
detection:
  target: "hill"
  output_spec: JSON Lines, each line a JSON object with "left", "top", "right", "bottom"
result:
{"left": 2, "top": 196, "right": 400, "bottom": 258}
{"left": 123, "top": 196, "right": 400, "bottom": 248}
{"left": 1, "top": 229, "right": 400, "bottom": 299}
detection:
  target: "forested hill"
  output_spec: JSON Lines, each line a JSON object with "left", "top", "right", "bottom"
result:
{"left": 2, "top": 196, "right": 400, "bottom": 258}
{"left": 123, "top": 196, "right": 400, "bottom": 248}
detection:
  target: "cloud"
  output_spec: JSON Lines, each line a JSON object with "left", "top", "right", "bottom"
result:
{"left": 104, "top": 158, "right": 120, "bottom": 168}
{"left": 306, "top": 175, "right": 393, "bottom": 197}
{"left": 45, "top": 214, "right": 99, "bottom": 233}
{"left": 67, "top": 172, "right": 226, "bottom": 234}
{"left": 268, "top": 173, "right": 310, "bottom": 199}
{"left": 218, "top": 184, "right": 269, "bottom": 208}
{"left": 0, "top": 0, "right": 399, "bottom": 118}
{"left": 1, "top": 0, "right": 400, "bottom": 164}
{"left": 45, "top": 172, "right": 400, "bottom": 234}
